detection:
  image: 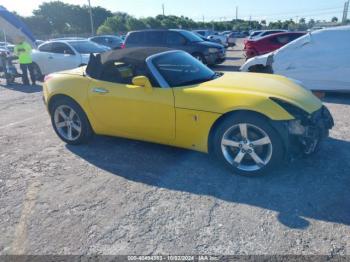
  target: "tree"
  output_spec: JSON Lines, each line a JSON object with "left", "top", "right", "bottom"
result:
{"left": 96, "top": 24, "right": 114, "bottom": 35}
{"left": 308, "top": 19, "right": 316, "bottom": 28}
{"left": 126, "top": 17, "right": 147, "bottom": 31}
{"left": 102, "top": 13, "right": 130, "bottom": 33}
{"left": 141, "top": 17, "right": 162, "bottom": 29}
{"left": 331, "top": 17, "right": 338, "bottom": 23}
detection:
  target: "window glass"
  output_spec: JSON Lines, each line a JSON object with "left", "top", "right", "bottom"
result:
{"left": 152, "top": 52, "right": 216, "bottom": 87}
{"left": 50, "top": 42, "right": 74, "bottom": 54}
{"left": 166, "top": 32, "right": 186, "bottom": 45}
{"left": 91, "top": 37, "right": 105, "bottom": 44}
{"left": 275, "top": 35, "right": 290, "bottom": 44}
{"left": 100, "top": 62, "right": 137, "bottom": 84}
{"left": 127, "top": 32, "right": 145, "bottom": 44}
{"left": 179, "top": 31, "right": 203, "bottom": 42}
{"left": 144, "top": 32, "right": 164, "bottom": 44}
{"left": 38, "top": 43, "right": 52, "bottom": 52}
{"left": 69, "top": 41, "right": 108, "bottom": 54}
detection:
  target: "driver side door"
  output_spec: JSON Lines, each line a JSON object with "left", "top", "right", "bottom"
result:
{"left": 87, "top": 64, "right": 175, "bottom": 143}
{"left": 48, "top": 42, "right": 80, "bottom": 72}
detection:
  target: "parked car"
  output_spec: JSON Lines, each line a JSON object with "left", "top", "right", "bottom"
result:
{"left": 248, "top": 30, "right": 288, "bottom": 40}
{"left": 244, "top": 32, "right": 306, "bottom": 59}
{"left": 240, "top": 26, "right": 350, "bottom": 92}
{"left": 89, "top": 35, "right": 124, "bottom": 49}
{"left": 32, "top": 40, "right": 109, "bottom": 79}
{"left": 124, "top": 29, "right": 226, "bottom": 65}
{"left": 193, "top": 30, "right": 228, "bottom": 47}
{"left": 35, "top": 40, "right": 45, "bottom": 46}
{"left": 0, "top": 41, "right": 15, "bottom": 53}
{"left": 42, "top": 47, "right": 333, "bottom": 176}
{"left": 226, "top": 32, "right": 238, "bottom": 47}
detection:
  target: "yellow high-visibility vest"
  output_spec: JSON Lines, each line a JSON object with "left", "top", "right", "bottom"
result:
{"left": 14, "top": 41, "right": 32, "bottom": 64}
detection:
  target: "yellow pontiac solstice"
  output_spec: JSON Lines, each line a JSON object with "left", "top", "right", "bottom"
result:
{"left": 43, "top": 47, "right": 334, "bottom": 176}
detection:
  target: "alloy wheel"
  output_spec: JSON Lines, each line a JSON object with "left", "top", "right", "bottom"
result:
{"left": 54, "top": 105, "right": 82, "bottom": 141}
{"left": 221, "top": 123, "right": 273, "bottom": 172}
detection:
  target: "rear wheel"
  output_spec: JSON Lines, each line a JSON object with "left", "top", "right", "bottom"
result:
{"left": 212, "top": 113, "right": 284, "bottom": 176}
{"left": 32, "top": 63, "right": 44, "bottom": 81}
{"left": 50, "top": 97, "right": 93, "bottom": 145}
{"left": 5, "top": 74, "right": 15, "bottom": 85}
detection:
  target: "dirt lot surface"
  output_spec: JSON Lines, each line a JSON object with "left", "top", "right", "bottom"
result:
{"left": 1, "top": 41, "right": 349, "bottom": 255}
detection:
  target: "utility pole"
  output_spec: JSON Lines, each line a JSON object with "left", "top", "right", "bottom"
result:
{"left": 162, "top": 4, "right": 165, "bottom": 16}
{"left": 87, "top": 0, "right": 94, "bottom": 36}
{"left": 202, "top": 15, "right": 205, "bottom": 23}
{"left": 342, "top": 0, "right": 349, "bottom": 24}
{"left": 236, "top": 6, "right": 238, "bottom": 20}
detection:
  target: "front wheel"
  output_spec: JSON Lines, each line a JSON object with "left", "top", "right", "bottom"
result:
{"left": 32, "top": 63, "right": 44, "bottom": 81}
{"left": 50, "top": 97, "right": 93, "bottom": 145}
{"left": 212, "top": 113, "right": 284, "bottom": 176}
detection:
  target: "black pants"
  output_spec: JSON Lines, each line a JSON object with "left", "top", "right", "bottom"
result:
{"left": 20, "top": 63, "right": 36, "bottom": 85}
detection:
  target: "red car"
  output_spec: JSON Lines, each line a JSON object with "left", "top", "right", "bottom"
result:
{"left": 244, "top": 32, "right": 306, "bottom": 59}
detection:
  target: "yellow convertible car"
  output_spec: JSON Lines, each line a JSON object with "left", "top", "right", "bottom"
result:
{"left": 43, "top": 47, "right": 334, "bottom": 176}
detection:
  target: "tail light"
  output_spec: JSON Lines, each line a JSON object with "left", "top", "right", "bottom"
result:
{"left": 244, "top": 40, "right": 254, "bottom": 49}
{"left": 121, "top": 43, "right": 126, "bottom": 49}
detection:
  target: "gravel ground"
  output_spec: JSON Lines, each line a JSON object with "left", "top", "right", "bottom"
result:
{"left": 0, "top": 41, "right": 349, "bottom": 255}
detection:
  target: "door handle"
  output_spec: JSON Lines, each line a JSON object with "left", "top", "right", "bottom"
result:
{"left": 92, "top": 87, "right": 109, "bottom": 94}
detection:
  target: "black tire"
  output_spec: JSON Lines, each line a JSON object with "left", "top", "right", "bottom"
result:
{"left": 5, "top": 74, "right": 15, "bottom": 85}
{"left": 211, "top": 112, "right": 284, "bottom": 176}
{"left": 192, "top": 53, "right": 207, "bottom": 64}
{"left": 50, "top": 97, "right": 93, "bottom": 145}
{"left": 248, "top": 65, "right": 272, "bottom": 73}
{"left": 32, "top": 63, "right": 44, "bottom": 81}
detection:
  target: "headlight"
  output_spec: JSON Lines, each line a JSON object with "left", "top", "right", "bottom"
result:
{"left": 270, "top": 97, "right": 310, "bottom": 121}
{"left": 208, "top": 48, "right": 219, "bottom": 53}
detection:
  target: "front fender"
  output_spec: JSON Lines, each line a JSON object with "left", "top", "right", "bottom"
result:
{"left": 174, "top": 87, "right": 294, "bottom": 121}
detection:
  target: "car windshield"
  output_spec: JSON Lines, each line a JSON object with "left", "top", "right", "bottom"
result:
{"left": 69, "top": 41, "right": 108, "bottom": 54}
{"left": 179, "top": 31, "right": 204, "bottom": 42}
{"left": 250, "top": 31, "right": 262, "bottom": 37}
{"left": 152, "top": 51, "right": 220, "bottom": 87}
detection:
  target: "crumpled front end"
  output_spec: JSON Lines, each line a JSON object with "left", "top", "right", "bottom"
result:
{"left": 287, "top": 105, "right": 334, "bottom": 156}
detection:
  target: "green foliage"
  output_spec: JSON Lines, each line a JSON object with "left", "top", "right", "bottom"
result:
{"left": 331, "top": 17, "right": 338, "bottom": 23}
{"left": 16, "top": 1, "right": 112, "bottom": 38}
{"left": 11, "top": 0, "right": 343, "bottom": 39}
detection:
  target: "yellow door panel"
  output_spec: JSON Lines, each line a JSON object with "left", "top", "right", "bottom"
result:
{"left": 87, "top": 79, "right": 175, "bottom": 143}
{"left": 172, "top": 108, "right": 221, "bottom": 153}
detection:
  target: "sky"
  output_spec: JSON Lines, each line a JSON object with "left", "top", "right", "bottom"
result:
{"left": 2, "top": 0, "right": 348, "bottom": 22}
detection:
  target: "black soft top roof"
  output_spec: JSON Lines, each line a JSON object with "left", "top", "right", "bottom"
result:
{"left": 86, "top": 47, "right": 172, "bottom": 78}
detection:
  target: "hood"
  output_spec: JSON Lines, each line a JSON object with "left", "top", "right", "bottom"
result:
{"left": 240, "top": 52, "right": 270, "bottom": 72}
{"left": 196, "top": 40, "right": 223, "bottom": 49}
{"left": 191, "top": 72, "right": 322, "bottom": 114}
{"left": 0, "top": 6, "right": 36, "bottom": 47}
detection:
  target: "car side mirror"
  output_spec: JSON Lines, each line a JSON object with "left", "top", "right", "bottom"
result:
{"left": 132, "top": 76, "right": 152, "bottom": 92}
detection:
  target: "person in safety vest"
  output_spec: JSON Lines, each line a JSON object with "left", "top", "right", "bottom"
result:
{"left": 14, "top": 36, "right": 36, "bottom": 85}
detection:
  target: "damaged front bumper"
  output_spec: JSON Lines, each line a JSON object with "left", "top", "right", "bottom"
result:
{"left": 288, "top": 105, "right": 334, "bottom": 156}
{"left": 272, "top": 106, "right": 334, "bottom": 158}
